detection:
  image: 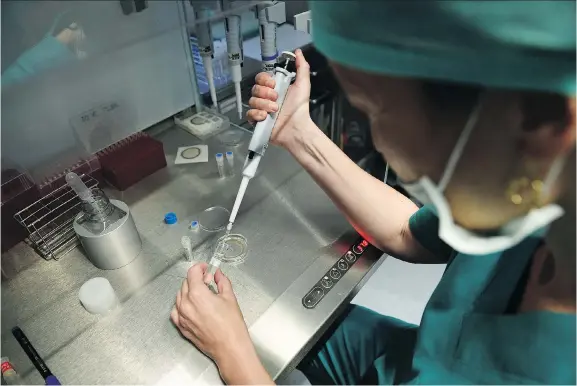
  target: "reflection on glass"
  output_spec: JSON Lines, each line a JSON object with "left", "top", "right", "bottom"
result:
{"left": 2, "top": 6, "right": 86, "bottom": 88}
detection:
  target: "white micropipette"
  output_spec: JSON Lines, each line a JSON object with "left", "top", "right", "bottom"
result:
{"left": 195, "top": 9, "right": 218, "bottom": 109}
{"left": 224, "top": 8, "right": 244, "bottom": 120}
{"left": 226, "top": 51, "right": 296, "bottom": 232}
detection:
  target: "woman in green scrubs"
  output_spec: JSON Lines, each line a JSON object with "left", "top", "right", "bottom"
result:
{"left": 170, "top": 1, "right": 576, "bottom": 384}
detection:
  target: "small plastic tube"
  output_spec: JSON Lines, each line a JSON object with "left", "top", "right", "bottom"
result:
{"left": 181, "top": 236, "right": 193, "bottom": 262}
{"left": 215, "top": 153, "right": 225, "bottom": 178}
{"left": 190, "top": 220, "right": 199, "bottom": 231}
{"left": 225, "top": 151, "right": 234, "bottom": 176}
{"left": 1, "top": 357, "right": 23, "bottom": 385}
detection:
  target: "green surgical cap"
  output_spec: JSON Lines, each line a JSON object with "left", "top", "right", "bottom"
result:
{"left": 310, "top": 1, "right": 576, "bottom": 95}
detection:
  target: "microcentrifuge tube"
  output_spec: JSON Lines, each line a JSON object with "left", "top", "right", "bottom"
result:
{"left": 215, "top": 153, "right": 225, "bottom": 178}
{"left": 181, "top": 236, "right": 193, "bottom": 262}
{"left": 225, "top": 151, "right": 234, "bottom": 176}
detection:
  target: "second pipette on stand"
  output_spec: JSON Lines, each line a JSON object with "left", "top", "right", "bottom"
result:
{"left": 195, "top": 8, "right": 219, "bottom": 109}
{"left": 256, "top": 2, "right": 286, "bottom": 74}
{"left": 223, "top": 1, "right": 244, "bottom": 120}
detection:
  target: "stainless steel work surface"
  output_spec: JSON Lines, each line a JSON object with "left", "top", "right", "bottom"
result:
{"left": 1, "top": 125, "right": 385, "bottom": 384}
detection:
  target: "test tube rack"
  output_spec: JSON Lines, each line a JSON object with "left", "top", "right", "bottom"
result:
{"left": 96, "top": 132, "right": 167, "bottom": 191}
{"left": 2, "top": 169, "right": 39, "bottom": 252}
{"left": 14, "top": 174, "right": 99, "bottom": 260}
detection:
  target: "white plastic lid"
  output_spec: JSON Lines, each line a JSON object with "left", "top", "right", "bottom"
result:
{"left": 79, "top": 277, "right": 118, "bottom": 314}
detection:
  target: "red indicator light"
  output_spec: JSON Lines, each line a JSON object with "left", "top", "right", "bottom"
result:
{"left": 361, "top": 240, "right": 369, "bottom": 247}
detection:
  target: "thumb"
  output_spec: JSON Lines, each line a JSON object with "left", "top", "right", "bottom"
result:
{"left": 214, "top": 268, "right": 233, "bottom": 296}
{"left": 294, "top": 49, "right": 310, "bottom": 87}
{"left": 203, "top": 272, "right": 214, "bottom": 286}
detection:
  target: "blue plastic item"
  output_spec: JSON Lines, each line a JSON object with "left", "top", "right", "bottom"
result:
{"left": 164, "top": 212, "right": 177, "bottom": 225}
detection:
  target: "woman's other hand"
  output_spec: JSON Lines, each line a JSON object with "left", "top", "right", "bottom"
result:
{"left": 171, "top": 263, "right": 273, "bottom": 384}
{"left": 247, "top": 48, "right": 312, "bottom": 148}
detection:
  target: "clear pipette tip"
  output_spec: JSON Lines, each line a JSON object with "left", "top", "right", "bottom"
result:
{"left": 234, "top": 81, "right": 243, "bottom": 121}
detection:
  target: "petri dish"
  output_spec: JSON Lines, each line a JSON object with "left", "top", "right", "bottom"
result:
{"left": 217, "top": 129, "right": 244, "bottom": 147}
{"left": 180, "top": 147, "right": 201, "bottom": 160}
{"left": 213, "top": 233, "right": 248, "bottom": 264}
{"left": 199, "top": 206, "right": 230, "bottom": 232}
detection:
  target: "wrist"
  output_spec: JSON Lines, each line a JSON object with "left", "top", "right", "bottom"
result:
{"left": 216, "top": 344, "right": 272, "bottom": 385}
{"left": 283, "top": 116, "right": 323, "bottom": 156}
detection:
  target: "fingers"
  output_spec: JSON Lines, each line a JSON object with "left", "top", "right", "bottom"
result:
{"left": 248, "top": 97, "right": 278, "bottom": 113}
{"left": 214, "top": 268, "right": 233, "bottom": 296}
{"left": 252, "top": 84, "right": 278, "bottom": 101}
{"left": 203, "top": 272, "right": 214, "bottom": 286}
{"left": 247, "top": 109, "right": 267, "bottom": 124}
{"left": 255, "top": 72, "right": 275, "bottom": 88}
{"left": 180, "top": 277, "right": 189, "bottom": 297}
{"left": 170, "top": 306, "right": 180, "bottom": 326}
{"left": 176, "top": 287, "right": 182, "bottom": 309}
{"left": 187, "top": 262, "right": 208, "bottom": 287}
{"left": 294, "top": 49, "right": 311, "bottom": 87}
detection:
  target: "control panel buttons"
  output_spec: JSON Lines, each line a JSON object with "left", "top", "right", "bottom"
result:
{"left": 303, "top": 238, "right": 369, "bottom": 309}
{"left": 321, "top": 276, "right": 333, "bottom": 289}
{"left": 303, "top": 287, "right": 325, "bottom": 308}
{"left": 329, "top": 267, "right": 341, "bottom": 280}
{"left": 337, "top": 259, "right": 348, "bottom": 271}
{"left": 345, "top": 251, "right": 356, "bottom": 263}
{"left": 353, "top": 240, "right": 369, "bottom": 255}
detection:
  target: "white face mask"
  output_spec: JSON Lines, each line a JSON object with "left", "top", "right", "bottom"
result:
{"left": 398, "top": 98, "right": 565, "bottom": 255}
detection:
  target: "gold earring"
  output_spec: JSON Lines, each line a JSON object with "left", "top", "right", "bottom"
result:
{"left": 506, "top": 177, "right": 544, "bottom": 208}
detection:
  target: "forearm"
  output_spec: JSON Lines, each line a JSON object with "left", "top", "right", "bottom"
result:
{"left": 285, "top": 118, "right": 436, "bottom": 262}
{"left": 217, "top": 348, "right": 274, "bottom": 385}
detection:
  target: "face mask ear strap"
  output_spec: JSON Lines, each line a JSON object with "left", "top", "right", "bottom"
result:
{"left": 383, "top": 163, "right": 390, "bottom": 185}
{"left": 437, "top": 95, "right": 485, "bottom": 192}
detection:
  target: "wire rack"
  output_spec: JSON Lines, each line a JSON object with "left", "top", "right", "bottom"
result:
{"left": 14, "top": 174, "right": 98, "bottom": 260}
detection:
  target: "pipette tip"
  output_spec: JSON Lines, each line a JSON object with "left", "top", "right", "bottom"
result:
{"left": 209, "top": 257, "right": 221, "bottom": 270}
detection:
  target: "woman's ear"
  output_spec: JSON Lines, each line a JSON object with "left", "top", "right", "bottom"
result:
{"left": 519, "top": 95, "right": 575, "bottom": 159}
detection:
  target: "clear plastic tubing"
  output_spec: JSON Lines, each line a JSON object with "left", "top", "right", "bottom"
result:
{"left": 225, "top": 151, "right": 234, "bottom": 176}
{"left": 215, "top": 153, "right": 225, "bottom": 178}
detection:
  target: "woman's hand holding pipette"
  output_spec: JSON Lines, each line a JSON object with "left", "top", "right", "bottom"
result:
{"left": 171, "top": 263, "right": 273, "bottom": 385}
{"left": 247, "top": 49, "right": 311, "bottom": 149}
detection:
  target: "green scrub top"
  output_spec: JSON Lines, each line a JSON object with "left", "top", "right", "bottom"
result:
{"left": 300, "top": 205, "right": 576, "bottom": 384}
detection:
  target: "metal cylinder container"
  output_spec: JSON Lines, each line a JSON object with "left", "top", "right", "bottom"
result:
{"left": 73, "top": 199, "right": 142, "bottom": 270}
